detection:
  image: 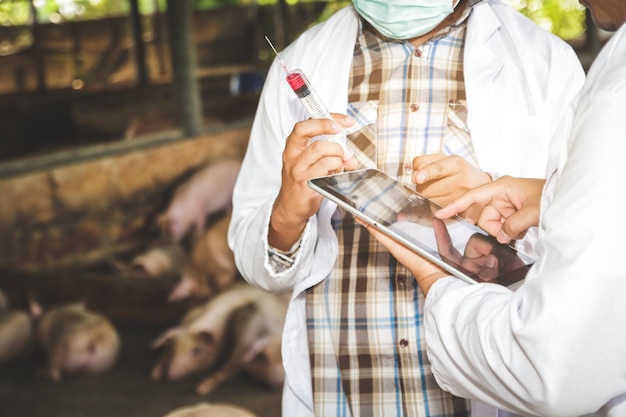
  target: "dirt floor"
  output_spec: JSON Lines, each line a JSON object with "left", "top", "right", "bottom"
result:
{"left": 0, "top": 320, "right": 282, "bottom": 417}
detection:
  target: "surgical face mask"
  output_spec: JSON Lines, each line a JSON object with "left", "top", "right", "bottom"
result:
{"left": 353, "top": 0, "right": 459, "bottom": 40}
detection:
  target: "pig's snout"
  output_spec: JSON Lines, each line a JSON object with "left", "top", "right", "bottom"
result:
{"left": 167, "top": 368, "right": 186, "bottom": 381}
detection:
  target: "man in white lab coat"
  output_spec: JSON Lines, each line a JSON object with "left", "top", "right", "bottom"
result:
{"left": 360, "top": 0, "right": 626, "bottom": 416}
{"left": 228, "top": 0, "right": 585, "bottom": 415}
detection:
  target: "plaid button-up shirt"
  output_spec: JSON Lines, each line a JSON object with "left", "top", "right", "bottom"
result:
{"left": 306, "top": 2, "right": 482, "bottom": 416}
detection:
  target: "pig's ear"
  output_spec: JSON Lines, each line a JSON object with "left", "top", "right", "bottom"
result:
{"left": 167, "top": 275, "right": 196, "bottom": 302}
{"left": 196, "top": 331, "right": 215, "bottom": 346}
{"left": 151, "top": 328, "right": 180, "bottom": 348}
{"left": 29, "top": 297, "right": 43, "bottom": 318}
{"left": 242, "top": 336, "right": 269, "bottom": 363}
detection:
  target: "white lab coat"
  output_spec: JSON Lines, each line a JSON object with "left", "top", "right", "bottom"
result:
{"left": 424, "top": 22, "right": 626, "bottom": 417}
{"left": 228, "top": 2, "right": 585, "bottom": 416}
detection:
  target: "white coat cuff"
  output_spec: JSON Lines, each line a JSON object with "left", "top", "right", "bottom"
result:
{"left": 263, "top": 201, "right": 312, "bottom": 279}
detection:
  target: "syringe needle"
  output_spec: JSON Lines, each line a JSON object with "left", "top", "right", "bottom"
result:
{"left": 264, "top": 35, "right": 290, "bottom": 73}
{"left": 264, "top": 35, "right": 354, "bottom": 160}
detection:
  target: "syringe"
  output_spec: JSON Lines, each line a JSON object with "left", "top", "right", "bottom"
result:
{"left": 265, "top": 36, "right": 353, "bottom": 158}
{"left": 285, "top": 69, "right": 333, "bottom": 120}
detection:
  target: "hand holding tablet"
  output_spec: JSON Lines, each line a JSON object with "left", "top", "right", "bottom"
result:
{"left": 308, "top": 169, "right": 535, "bottom": 287}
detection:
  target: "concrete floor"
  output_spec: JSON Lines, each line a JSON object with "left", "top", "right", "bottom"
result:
{"left": 0, "top": 321, "right": 282, "bottom": 417}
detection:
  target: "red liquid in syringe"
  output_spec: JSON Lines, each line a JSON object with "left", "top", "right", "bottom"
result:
{"left": 264, "top": 35, "right": 331, "bottom": 120}
{"left": 264, "top": 35, "right": 352, "bottom": 158}
{"left": 285, "top": 69, "right": 332, "bottom": 120}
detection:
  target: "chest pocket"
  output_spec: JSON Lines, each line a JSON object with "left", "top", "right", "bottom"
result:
{"left": 346, "top": 100, "right": 379, "bottom": 169}
{"left": 445, "top": 100, "right": 479, "bottom": 168}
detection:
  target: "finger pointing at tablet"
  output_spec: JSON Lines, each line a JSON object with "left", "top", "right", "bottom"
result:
{"left": 435, "top": 176, "right": 545, "bottom": 244}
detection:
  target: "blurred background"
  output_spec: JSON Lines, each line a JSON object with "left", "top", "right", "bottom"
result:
{"left": 0, "top": 0, "right": 605, "bottom": 164}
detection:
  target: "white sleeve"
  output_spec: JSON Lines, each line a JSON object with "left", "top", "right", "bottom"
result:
{"left": 424, "top": 87, "right": 626, "bottom": 416}
{"left": 227, "top": 57, "right": 317, "bottom": 293}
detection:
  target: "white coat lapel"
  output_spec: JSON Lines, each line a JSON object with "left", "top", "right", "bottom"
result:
{"left": 464, "top": 1, "right": 504, "bottom": 131}
{"left": 464, "top": 2, "right": 541, "bottom": 176}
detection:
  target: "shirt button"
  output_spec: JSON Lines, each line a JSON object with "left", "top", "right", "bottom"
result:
{"left": 399, "top": 338, "right": 409, "bottom": 348}
{"left": 414, "top": 48, "right": 422, "bottom": 58}
{"left": 397, "top": 274, "right": 406, "bottom": 287}
{"left": 410, "top": 104, "right": 419, "bottom": 112}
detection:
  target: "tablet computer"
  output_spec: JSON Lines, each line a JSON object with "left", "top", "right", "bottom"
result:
{"left": 308, "top": 169, "right": 535, "bottom": 287}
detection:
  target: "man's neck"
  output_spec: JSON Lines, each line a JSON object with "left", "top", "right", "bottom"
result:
{"left": 410, "top": 0, "right": 469, "bottom": 48}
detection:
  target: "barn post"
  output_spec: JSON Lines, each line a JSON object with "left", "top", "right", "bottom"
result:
{"left": 129, "top": 0, "right": 149, "bottom": 88}
{"left": 165, "top": 0, "right": 203, "bottom": 136}
{"left": 28, "top": 0, "right": 46, "bottom": 92}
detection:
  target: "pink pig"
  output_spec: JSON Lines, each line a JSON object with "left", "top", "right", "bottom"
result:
{"left": 35, "top": 303, "right": 121, "bottom": 381}
{"left": 168, "top": 213, "right": 237, "bottom": 302}
{"left": 108, "top": 241, "right": 188, "bottom": 278}
{"left": 195, "top": 291, "right": 289, "bottom": 395}
{"left": 151, "top": 283, "right": 270, "bottom": 382}
{"left": 157, "top": 159, "right": 241, "bottom": 242}
{"left": 162, "top": 402, "right": 258, "bottom": 417}
{"left": 0, "top": 311, "right": 34, "bottom": 363}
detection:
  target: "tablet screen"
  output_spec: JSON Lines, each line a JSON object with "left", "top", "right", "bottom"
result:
{"left": 308, "top": 169, "right": 535, "bottom": 286}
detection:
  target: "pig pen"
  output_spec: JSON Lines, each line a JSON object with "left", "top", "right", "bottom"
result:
{"left": 0, "top": 120, "right": 283, "bottom": 417}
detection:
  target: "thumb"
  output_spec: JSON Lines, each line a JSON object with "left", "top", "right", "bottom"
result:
{"left": 500, "top": 207, "right": 539, "bottom": 243}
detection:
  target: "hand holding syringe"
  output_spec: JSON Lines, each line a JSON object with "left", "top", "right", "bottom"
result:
{"left": 265, "top": 36, "right": 354, "bottom": 159}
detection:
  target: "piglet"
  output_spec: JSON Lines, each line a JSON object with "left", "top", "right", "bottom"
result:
{"left": 195, "top": 291, "right": 288, "bottom": 395}
{"left": 35, "top": 302, "right": 121, "bottom": 381}
{"left": 168, "top": 213, "right": 237, "bottom": 302}
{"left": 0, "top": 310, "right": 33, "bottom": 363}
{"left": 157, "top": 159, "right": 241, "bottom": 242}
{"left": 151, "top": 283, "right": 269, "bottom": 382}
{"left": 162, "top": 402, "right": 258, "bottom": 417}
{"left": 109, "top": 241, "right": 188, "bottom": 278}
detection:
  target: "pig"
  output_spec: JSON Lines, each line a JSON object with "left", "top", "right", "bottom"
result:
{"left": 109, "top": 241, "right": 188, "bottom": 278}
{"left": 195, "top": 291, "right": 289, "bottom": 395}
{"left": 151, "top": 283, "right": 269, "bottom": 382}
{"left": 0, "top": 310, "right": 34, "bottom": 363}
{"left": 157, "top": 159, "right": 241, "bottom": 243}
{"left": 35, "top": 302, "right": 121, "bottom": 381}
{"left": 162, "top": 402, "right": 258, "bottom": 417}
{"left": 168, "top": 212, "right": 237, "bottom": 302}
